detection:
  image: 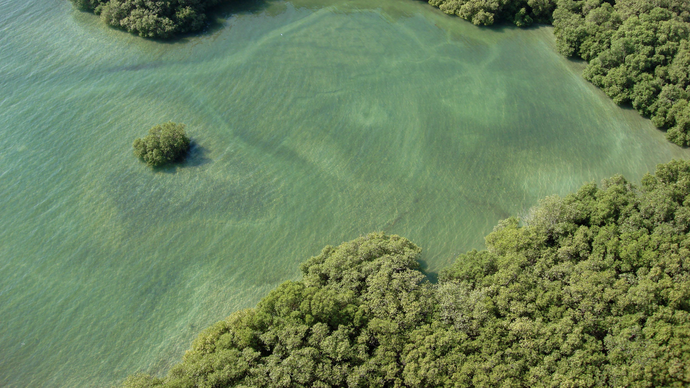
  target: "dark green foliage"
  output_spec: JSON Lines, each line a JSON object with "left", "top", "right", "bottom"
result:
{"left": 428, "top": 0, "right": 556, "bottom": 27}
{"left": 122, "top": 160, "right": 690, "bottom": 387}
{"left": 554, "top": 0, "right": 690, "bottom": 145}
{"left": 69, "top": 0, "right": 223, "bottom": 38}
{"left": 426, "top": 0, "right": 690, "bottom": 146}
{"left": 437, "top": 162, "right": 690, "bottom": 386}
{"left": 133, "top": 121, "right": 190, "bottom": 167}
{"left": 123, "top": 233, "right": 433, "bottom": 387}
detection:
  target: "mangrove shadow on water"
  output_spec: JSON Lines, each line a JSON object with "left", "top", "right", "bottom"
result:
{"left": 417, "top": 258, "right": 439, "bottom": 284}
{"left": 183, "top": 141, "right": 213, "bottom": 168}
{"left": 154, "top": 140, "right": 212, "bottom": 174}
{"left": 200, "top": 0, "right": 273, "bottom": 36}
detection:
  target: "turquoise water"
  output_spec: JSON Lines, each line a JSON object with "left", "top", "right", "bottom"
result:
{"left": 1, "top": 0, "right": 688, "bottom": 386}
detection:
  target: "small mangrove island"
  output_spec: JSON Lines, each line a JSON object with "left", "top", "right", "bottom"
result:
{"left": 133, "top": 121, "right": 190, "bottom": 167}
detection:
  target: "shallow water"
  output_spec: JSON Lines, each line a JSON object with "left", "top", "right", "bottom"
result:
{"left": 1, "top": 0, "right": 688, "bottom": 386}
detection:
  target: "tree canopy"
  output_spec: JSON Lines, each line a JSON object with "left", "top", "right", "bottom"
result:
{"left": 70, "top": 0, "right": 224, "bottom": 38}
{"left": 133, "top": 121, "right": 190, "bottom": 167}
{"left": 429, "top": 0, "right": 556, "bottom": 27}
{"left": 70, "top": 0, "right": 690, "bottom": 144}
{"left": 427, "top": 0, "right": 690, "bottom": 146}
{"left": 122, "top": 159, "right": 690, "bottom": 387}
{"left": 553, "top": 0, "right": 690, "bottom": 145}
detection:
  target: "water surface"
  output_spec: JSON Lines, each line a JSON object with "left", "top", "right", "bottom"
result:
{"left": 1, "top": 0, "right": 688, "bottom": 386}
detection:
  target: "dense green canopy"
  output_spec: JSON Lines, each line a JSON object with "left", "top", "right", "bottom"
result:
{"left": 133, "top": 121, "right": 191, "bottom": 167}
{"left": 70, "top": 0, "right": 224, "bottom": 38}
{"left": 427, "top": 0, "right": 690, "bottom": 146}
{"left": 69, "top": 0, "right": 690, "bottom": 144}
{"left": 554, "top": 0, "right": 690, "bottom": 145}
{"left": 429, "top": 0, "right": 556, "bottom": 27}
{"left": 123, "top": 159, "right": 690, "bottom": 387}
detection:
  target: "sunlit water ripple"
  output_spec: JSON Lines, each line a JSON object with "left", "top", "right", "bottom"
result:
{"left": 1, "top": 0, "right": 688, "bottom": 386}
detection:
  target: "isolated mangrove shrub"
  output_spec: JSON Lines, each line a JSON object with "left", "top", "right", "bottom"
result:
{"left": 122, "top": 160, "right": 690, "bottom": 387}
{"left": 133, "top": 122, "right": 190, "bottom": 167}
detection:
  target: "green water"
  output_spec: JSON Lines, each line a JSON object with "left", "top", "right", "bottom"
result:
{"left": 1, "top": 0, "right": 688, "bottom": 386}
